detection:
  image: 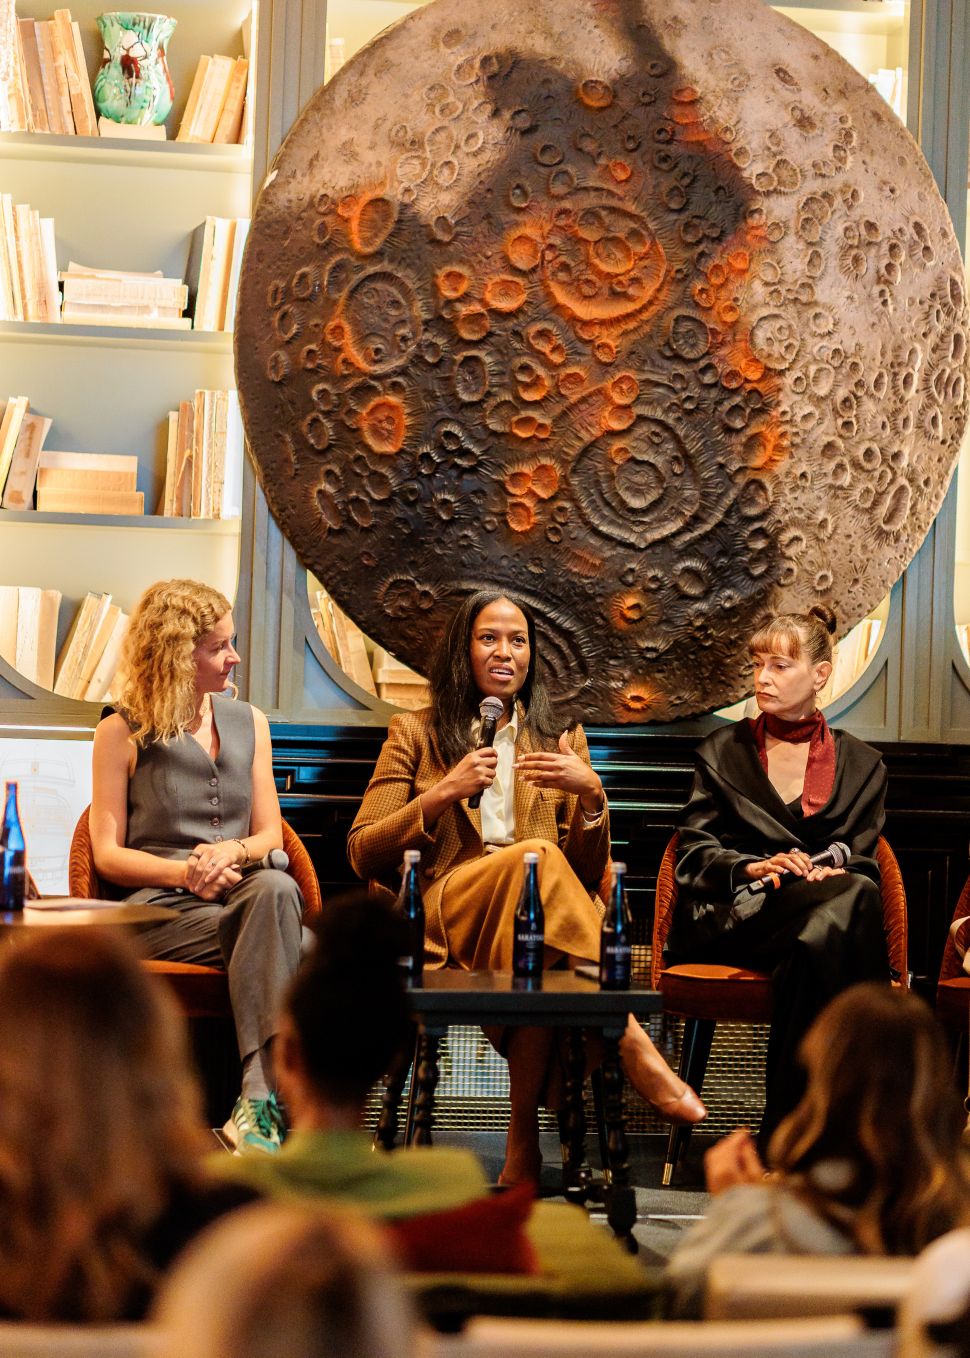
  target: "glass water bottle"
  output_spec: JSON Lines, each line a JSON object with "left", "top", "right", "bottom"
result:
{"left": 512, "top": 850, "right": 545, "bottom": 979}
{"left": 0, "top": 781, "right": 27, "bottom": 912}
{"left": 396, "top": 848, "right": 425, "bottom": 979}
{"left": 599, "top": 860, "right": 632, "bottom": 990}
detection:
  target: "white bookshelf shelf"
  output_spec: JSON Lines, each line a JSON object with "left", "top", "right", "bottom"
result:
{"left": 0, "top": 129, "right": 252, "bottom": 173}
{"left": 0, "top": 321, "right": 233, "bottom": 352}
{"left": 0, "top": 516, "right": 240, "bottom": 615}
{"left": 0, "top": 509, "right": 240, "bottom": 532}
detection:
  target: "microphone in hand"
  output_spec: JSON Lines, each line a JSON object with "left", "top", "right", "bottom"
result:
{"left": 468, "top": 696, "right": 505, "bottom": 810}
{"left": 741, "top": 841, "right": 851, "bottom": 894}
{"left": 239, "top": 848, "right": 290, "bottom": 875}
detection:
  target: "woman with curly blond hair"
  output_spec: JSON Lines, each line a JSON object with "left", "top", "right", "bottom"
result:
{"left": 91, "top": 579, "right": 304, "bottom": 1155}
{"left": 0, "top": 927, "right": 254, "bottom": 1321}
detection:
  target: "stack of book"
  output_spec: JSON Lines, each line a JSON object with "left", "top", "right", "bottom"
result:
{"left": 819, "top": 617, "right": 884, "bottom": 704}
{"left": 158, "top": 389, "right": 243, "bottom": 520}
{"left": 53, "top": 591, "right": 129, "bottom": 701}
{"left": 372, "top": 647, "right": 429, "bottom": 709}
{"left": 176, "top": 54, "right": 249, "bottom": 144}
{"left": 186, "top": 217, "right": 249, "bottom": 331}
{"left": 869, "top": 67, "right": 905, "bottom": 120}
{"left": 0, "top": 585, "right": 62, "bottom": 689}
{"left": 59, "top": 262, "right": 189, "bottom": 328}
{"left": 1, "top": 10, "right": 98, "bottom": 136}
{"left": 311, "top": 589, "right": 377, "bottom": 695}
{"left": 0, "top": 194, "right": 60, "bottom": 321}
{"left": 35, "top": 451, "right": 143, "bottom": 516}
{"left": 0, "top": 396, "right": 52, "bottom": 510}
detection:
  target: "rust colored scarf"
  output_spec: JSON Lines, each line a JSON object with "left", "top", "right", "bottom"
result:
{"left": 750, "top": 709, "right": 836, "bottom": 816}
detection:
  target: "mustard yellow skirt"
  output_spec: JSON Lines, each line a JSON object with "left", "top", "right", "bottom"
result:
{"left": 429, "top": 838, "right": 602, "bottom": 971}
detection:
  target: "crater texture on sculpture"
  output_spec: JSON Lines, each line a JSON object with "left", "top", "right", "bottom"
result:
{"left": 235, "top": 0, "right": 969, "bottom": 721}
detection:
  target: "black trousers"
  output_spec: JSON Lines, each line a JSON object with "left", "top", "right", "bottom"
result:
{"left": 674, "top": 873, "right": 890, "bottom": 1142}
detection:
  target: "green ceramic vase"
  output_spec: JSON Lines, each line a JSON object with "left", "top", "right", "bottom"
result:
{"left": 94, "top": 12, "right": 177, "bottom": 126}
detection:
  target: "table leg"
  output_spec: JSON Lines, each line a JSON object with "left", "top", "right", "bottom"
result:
{"left": 560, "top": 1027, "right": 589, "bottom": 1202}
{"left": 411, "top": 1026, "right": 442, "bottom": 1147}
{"left": 374, "top": 1040, "right": 414, "bottom": 1151}
{"left": 601, "top": 1028, "right": 638, "bottom": 1252}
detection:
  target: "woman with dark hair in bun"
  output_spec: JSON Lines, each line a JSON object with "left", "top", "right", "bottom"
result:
{"left": 667, "top": 604, "right": 890, "bottom": 1141}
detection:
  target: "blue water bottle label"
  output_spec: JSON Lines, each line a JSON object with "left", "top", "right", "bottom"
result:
{"left": 599, "top": 939, "right": 632, "bottom": 989}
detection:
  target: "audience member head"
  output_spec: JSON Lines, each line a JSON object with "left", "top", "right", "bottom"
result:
{"left": 0, "top": 927, "right": 207, "bottom": 1320}
{"left": 277, "top": 893, "right": 412, "bottom": 1123}
{"left": 116, "top": 577, "right": 234, "bottom": 744}
{"left": 427, "top": 589, "right": 562, "bottom": 766}
{"left": 769, "top": 982, "right": 970, "bottom": 1255}
{"left": 154, "top": 1201, "right": 417, "bottom": 1358}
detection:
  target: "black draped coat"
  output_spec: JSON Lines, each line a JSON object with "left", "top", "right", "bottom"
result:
{"left": 668, "top": 720, "right": 887, "bottom": 959}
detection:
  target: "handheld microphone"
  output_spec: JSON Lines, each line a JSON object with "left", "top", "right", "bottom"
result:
{"left": 239, "top": 848, "right": 290, "bottom": 875}
{"left": 468, "top": 695, "right": 505, "bottom": 811}
{"left": 741, "top": 841, "right": 851, "bottom": 894}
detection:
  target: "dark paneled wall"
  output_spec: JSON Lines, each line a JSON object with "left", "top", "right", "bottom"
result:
{"left": 271, "top": 724, "right": 970, "bottom": 995}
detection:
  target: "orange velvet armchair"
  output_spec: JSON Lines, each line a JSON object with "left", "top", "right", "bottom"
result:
{"left": 69, "top": 806, "right": 322, "bottom": 1018}
{"left": 652, "top": 831, "right": 908, "bottom": 1183}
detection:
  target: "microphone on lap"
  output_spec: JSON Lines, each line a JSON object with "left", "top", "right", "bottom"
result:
{"left": 740, "top": 841, "right": 851, "bottom": 894}
{"left": 239, "top": 848, "right": 290, "bottom": 875}
{"left": 468, "top": 695, "right": 505, "bottom": 811}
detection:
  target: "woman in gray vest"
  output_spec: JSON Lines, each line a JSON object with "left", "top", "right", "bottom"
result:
{"left": 90, "top": 578, "right": 304, "bottom": 1155}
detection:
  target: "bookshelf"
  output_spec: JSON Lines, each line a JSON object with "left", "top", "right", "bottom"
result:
{"left": 0, "top": 0, "right": 254, "bottom": 713}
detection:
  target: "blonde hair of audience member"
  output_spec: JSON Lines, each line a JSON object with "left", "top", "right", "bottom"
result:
{"left": 153, "top": 1202, "right": 417, "bottom": 1358}
{"left": 116, "top": 578, "right": 232, "bottom": 746}
{"left": 748, "top": 602, "right": 838, "bottom": 669}
{"left": 768, "top": 983, "right": 970, "bottom": 1255}
{"left": 0, "top": 928, "right": 208, "bottom": 1321}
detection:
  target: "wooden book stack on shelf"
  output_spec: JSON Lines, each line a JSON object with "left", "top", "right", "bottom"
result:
{"left": 0, "top": 585, "right": 62, "bottom": 689}
{"left": 0, "top": 396, "right": 52, "bottom": 509}
{"left": 36, "top": 452, "right": 143, "bottom": 516}
{"left": 60, "top": 262, "right": 189, "bottom": 328}
{"left": 159, "top": 389, "right": 243, "bottom": 520}
{"left": 372, "top": 647, "right": 429, "bottom": 709}
{"left": 54, "top": 591, "right": 128, "bottom": 701}
{"left": 186, "top": 217, "right": 250, "bottom": 331}
{"left": 176, "top": 54, "right": 249, "bottom": 144}
{"left": 311, "top": 589, "right": 377, "bottom": 695}
{"left": 818, "top": 618, "right": 884, "bottom": 705}
{"left": 0, "top": 194, "right": 60, "bottom": 322}
{"left": 2, "top": 9, "right": 98, "bottom": 136}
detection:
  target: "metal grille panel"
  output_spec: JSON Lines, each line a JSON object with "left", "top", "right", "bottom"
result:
{"left": 363, "top": 1018, "right": 767, "bottom": 1138}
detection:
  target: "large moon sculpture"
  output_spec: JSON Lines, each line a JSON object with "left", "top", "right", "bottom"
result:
{"left": 235, "top": 0, "right": 969, "bottom": 722}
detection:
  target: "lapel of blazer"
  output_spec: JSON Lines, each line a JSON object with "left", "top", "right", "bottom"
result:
{"left": 513, "top": 717, "right": 539, "bottom": 836}
{"left": 438, "top": 720, "right": 483, "bottom": 845}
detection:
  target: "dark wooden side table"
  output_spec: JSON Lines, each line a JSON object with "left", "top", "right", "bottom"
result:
{"left": 376, "top": 969, "right": 663, "bottom": 1249}
{"left": 0, "top": 901, "right": 173, "bottom": 929}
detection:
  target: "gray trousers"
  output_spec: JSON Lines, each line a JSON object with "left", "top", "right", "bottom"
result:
{"left": 129, "top": 869, "right": 304, "bottom": 1060}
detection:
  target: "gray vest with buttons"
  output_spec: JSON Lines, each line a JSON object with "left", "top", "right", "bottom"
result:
{"left": 125, "top": 693, "right": 255, "bottom": 860}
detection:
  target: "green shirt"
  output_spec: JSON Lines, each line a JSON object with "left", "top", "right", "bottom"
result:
{"left": 210, "top": 1129, "right": 657, "bottom": 1314}
{"left": 210, "top": 1129, "right": 488, "bottom": 1219}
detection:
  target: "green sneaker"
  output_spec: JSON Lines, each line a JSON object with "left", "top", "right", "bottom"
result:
{"left": 223, "top": 1096, "right": 284, "bottom": 1155}
{"left": 267, "top": 1090, "right": 288, "bottom": 1142}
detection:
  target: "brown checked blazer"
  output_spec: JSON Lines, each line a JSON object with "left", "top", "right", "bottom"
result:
{"left": 347, "top": 708, "right": 611, "bottom": 965}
